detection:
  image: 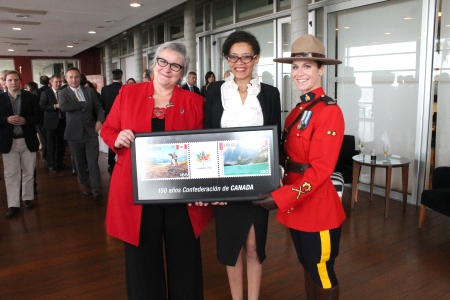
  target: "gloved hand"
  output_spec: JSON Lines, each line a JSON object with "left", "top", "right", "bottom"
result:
{"left": 252, "top": 193, "right": 278, "bottom": 211}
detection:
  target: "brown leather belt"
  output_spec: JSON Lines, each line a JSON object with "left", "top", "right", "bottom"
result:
{"left": 284, "top": 160, "right": 311, "bottom": 174}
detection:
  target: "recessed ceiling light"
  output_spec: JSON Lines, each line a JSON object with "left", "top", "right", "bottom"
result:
{"left": 404, "top": 17, "right": 413, "bottom": 20}
{"left": 67, "top": 45, "right": 74, "bottom": 48}
{"left": 88, "top": 31, "right": 96, "bottom": 34}
{"left": 13, "top": 27, "right": 22, "bottom": 31}
{"left": 8, "top": 49, "right": 15, "bottom": 52}
{"left": 267, "top": 41, "right": 273, "bottom": 44}
{"left": 130, "top": 2, "right": 141, "bottom": 7}
{"left": 385, "top": 32, "right": 391, "bottom": 35}
{"left": 16, "top": 14, "right": 29, "bottom": 18}
{"left": 344, "top": 26, "right": 350, "bottom": 29}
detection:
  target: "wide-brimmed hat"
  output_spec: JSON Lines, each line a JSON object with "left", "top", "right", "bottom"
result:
{"left": 273, "top": 34, "right": 342, "bottom": 65}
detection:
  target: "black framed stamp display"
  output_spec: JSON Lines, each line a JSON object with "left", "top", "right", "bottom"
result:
{"left": 131, "top": 125, "right": 280, "bottom": 204}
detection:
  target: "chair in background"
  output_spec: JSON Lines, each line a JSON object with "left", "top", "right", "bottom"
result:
{"left": 419, "top": 166, "right": 450, "bottom": 228}
{"left": 334, "top": 135, "right": 359, "bottom": 184}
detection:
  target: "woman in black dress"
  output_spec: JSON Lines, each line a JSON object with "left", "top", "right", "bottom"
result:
{"left": 204, "top": 31, "right": 281, "bottom": 300}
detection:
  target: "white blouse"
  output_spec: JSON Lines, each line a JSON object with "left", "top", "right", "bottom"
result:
{"left": 220, "top": 72, "right": 263, "bottom": 128}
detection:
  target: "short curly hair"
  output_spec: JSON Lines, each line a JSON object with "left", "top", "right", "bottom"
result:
{"left": 222, "top": 31, "right": 261, "bottom": 57}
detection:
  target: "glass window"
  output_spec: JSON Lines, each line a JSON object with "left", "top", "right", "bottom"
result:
{"left": 213, "top": 0, "right": 233, "bottom": 28}
{"left": 31, "top": 59, "right": 79, "bottom": 83}
{"left": 121, "top": 37, "right": 128, "bottom": 55}
{"left": 331, "top": 0, "right": 422, "bottom": 193}
{"left": 242, "top": 21, "right": 275, "bottom": 85}
{"left": 196, "top": 7, "right": 204, "bottom": 33}
{"left": 237, "top": 0, "right": 273, "bottom": 22}
{"left": 111, "top": 43, "right": 119, "bottom": 57}
{"left": 433, "top": 0, "right": 450, "bottom": 168}
{"left": 279, "top": 0, "right": 291, "bottom": 11}
{"left": 156, "top": 22, "right": 165, "bottom": 45}
{"left": 0, "top": 59, "right": 14, "bottom": 72}
{"left": 169, "top": 13, "right": 184, "bottom": 41}
{"left": 141, "top": 29, "right": 149, "bottom": 48}
{"left": 149, "top": 27, "right": 155, "bottom": 47}
{"left": 205, "top": 3, "right": 212, "bottom": 31}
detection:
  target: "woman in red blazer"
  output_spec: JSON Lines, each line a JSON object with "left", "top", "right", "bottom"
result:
{"left": 100, "top": 42, "right": 213, "bottom": 299}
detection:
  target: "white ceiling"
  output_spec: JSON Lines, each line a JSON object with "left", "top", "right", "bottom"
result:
{"left": 0, "top": 0, "right": 186, "bottom": 57}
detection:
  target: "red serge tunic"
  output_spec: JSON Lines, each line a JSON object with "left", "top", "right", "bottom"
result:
{"left": 272, "top": 87, "right": 346, "bottom": 232}
{"left": 100, "top": 82, "right": 213, "bottom": 246}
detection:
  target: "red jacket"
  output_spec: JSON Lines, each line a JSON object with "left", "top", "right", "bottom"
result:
{"left": 272, "top": 87, "right": 346, "bottom": 232}
{"left": 100, "top": 82, "right": 213, "bottom": 246}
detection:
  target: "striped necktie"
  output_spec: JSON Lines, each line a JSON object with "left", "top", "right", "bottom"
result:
{"left": 75, "top": 88, "right": 83, "bottom": 101}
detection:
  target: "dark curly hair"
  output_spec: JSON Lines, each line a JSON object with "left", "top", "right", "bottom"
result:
{"left": 222, "top": 31, "right": 261, "bottom": 57}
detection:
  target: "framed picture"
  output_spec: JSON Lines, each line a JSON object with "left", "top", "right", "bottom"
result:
{"left": 131, "top": 125, "right": 280, "bottom": 204}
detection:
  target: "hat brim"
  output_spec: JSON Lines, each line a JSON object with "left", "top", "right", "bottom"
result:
{"left": 273, "top": 57, "right": 342, "bottom": 65}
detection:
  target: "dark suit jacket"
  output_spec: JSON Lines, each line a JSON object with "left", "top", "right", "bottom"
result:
{"left": 181, "top": 83, "right": 201, "bottom": 95}
{"left": 101, "top": 81, "right": 122, "bottom": 117}
{"left": 0, "top": 91, "right": 42, "bottom": 153}
{"left": 59, "top": 86, "right": 105, "bottom": 141}
{"left": 204, "top": 80, "right": 282, "bottom": 140}
{"left": 40, "top": 88, "right": 64, "bottom": 130}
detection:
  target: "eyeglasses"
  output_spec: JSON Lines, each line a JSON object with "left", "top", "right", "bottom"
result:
{"left": 225, "top": 54, "right": 257, "bottom": 64}
{"left": 156, "top": 57, "right": 183, "bottom": 72}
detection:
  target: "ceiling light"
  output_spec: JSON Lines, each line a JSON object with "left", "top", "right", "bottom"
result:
{"left": 344, "top": 26, "right": 350, "bottom": 29}
{"left": 88, "top": 31, "right": 96, "bottom": 34}
{"left": 67, "top": 45, "right": 74, "bottom": 48}
{"left": 404, "top": 17, "right": 413, "bottom": 20}
{"left": 8, "top": 49, "right": 15, "bottom": 52}
{"left": 13, "top": 27, "right": 22, "bottom": 31}
{"left": 385, "top": 32, "right": 391, "bottom": 35}
{"left": 130, "top": 2, "right": 141, "bottom": 7}
{"left": 16, "top": 14, "right": 29, "bottom": 18}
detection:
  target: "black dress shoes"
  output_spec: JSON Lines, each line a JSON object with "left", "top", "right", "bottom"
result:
{"left": 49, "top": 166, "right": 58, "bottom": 173}
{"left": 5, "top": 207, "right": 19, "bottom": 219}
{"left": 24, "top": 200, "right": 34, "bottom": 209}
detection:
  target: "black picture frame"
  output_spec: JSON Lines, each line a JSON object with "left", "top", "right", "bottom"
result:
{"left": 131, "top": 125, "right": 280, "bottom": 204}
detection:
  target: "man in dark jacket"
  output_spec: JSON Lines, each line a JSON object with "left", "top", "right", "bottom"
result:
{"left": 100, "top": 69, "right": 123, "bottom": 173}
{"left": 0, "top": 70, "right": 42, "bottom": 219}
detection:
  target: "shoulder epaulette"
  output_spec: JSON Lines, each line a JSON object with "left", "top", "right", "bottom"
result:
{"left": 321, "top": 94, "right": 337, "bottom": 105}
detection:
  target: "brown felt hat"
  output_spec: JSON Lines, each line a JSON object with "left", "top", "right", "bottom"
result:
{"left": 273, "top": 34, "right": 342, "bottom": 65}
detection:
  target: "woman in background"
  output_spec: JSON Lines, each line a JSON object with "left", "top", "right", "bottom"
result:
{"left": 200, "top": 71, "right": 215, "bottom": 97}
{"left": 126, "top": 78, "right": 136, "bottom": 84}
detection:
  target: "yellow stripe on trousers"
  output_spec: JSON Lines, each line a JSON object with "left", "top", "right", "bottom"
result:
{"left": 317, "top": 230, "right": 332, "bottom": 289}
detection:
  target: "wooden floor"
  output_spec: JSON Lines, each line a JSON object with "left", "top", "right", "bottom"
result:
{"left": 0, "top": 151, "right": 449, "bottom": 300}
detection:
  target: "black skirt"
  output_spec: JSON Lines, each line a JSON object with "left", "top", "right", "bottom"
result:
{"left": 214, "top": 201, "right": 269, "bottom": 266}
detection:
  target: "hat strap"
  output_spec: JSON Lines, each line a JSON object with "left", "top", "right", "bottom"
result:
{"left": 291, "top": 52, "right": 325, "bottom": 59}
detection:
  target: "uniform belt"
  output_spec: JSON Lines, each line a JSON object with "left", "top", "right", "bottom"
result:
{"left": 284, "top": 160, "right": 311, "bottom": 174}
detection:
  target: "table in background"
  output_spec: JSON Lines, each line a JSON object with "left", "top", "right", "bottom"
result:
{"left": 351, "top": 154, "right": 411, "bottom": 218}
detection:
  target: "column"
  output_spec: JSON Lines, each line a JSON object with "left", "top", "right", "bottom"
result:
{"left": 134, "top": 30, "right": 143, "bottom": 82}
{"left": 104, "top": 41, "right": 112, "bottom": 86}
{"left": 290, "top": 0, "right": 309, "bottom": 107}
{"left": 184, "top": 0, "right": 196, "bottom": 73}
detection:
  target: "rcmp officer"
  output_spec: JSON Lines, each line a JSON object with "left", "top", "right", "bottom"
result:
{"left": 253, "top": 34, "right": 345, "bottom": 300}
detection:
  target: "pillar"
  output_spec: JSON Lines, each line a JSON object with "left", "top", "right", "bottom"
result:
{"left": 184, "top": 0, "right": 196, "bottom": 74}
{"left": 134, "top": 30, "right": 144, "bottom": 82}
{"left": 104, "top": 41, "right": 112, "bottom": 85}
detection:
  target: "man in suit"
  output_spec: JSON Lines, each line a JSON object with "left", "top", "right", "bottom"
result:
{"left": 59, "top": 67, "right": 105, "bottom": 200}
{"left": 0, "top": 70, "right": 42, "bottom": 219}
{"left": 0, "top": 70, "right": 8, "bottom": 93}
{"left": 40, "top": 74, "right": 66, "bottom": 173}
{"left": 36, "top": 75, "right": 50, "bottom": 163}
{"left": 100, "top": 68, "right": 122, "bottom": 173}
{"left": 182, "top": 71, "right": 201, "bottom": 95}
